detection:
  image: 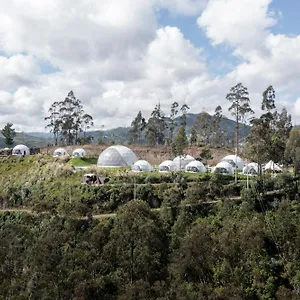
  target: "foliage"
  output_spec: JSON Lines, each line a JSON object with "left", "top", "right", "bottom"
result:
{"left": 45, "top": 91, "right": 94, "bottom": 145}
{"left": 1, "top": 123, "right": 16, "bottom": 147}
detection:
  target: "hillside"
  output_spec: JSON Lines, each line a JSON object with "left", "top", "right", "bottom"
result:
{"left": 0, "top": 132, "right": 54, "bottom": 148}
{"left": 27, "top": 112, "right": 250, "bottom": 146}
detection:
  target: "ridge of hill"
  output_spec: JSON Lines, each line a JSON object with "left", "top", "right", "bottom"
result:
{"left": 12, "top": 112, "right": 250, "bottom": 147}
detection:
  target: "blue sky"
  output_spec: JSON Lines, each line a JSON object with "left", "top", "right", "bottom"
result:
{"left": 0, "top": 0, "right": 300, "bottom": 131}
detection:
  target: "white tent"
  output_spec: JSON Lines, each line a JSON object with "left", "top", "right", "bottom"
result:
{"left": 173, "top": 155, "right": 195, "bottom": 171}
{"left": 53, "top": 148, "right": 68, "bottom": 157}
{"left": 243, "top": 162, "right": 259, "bottom": 175}
{"left": 97, "top": 145, "right": 137, "bottom": 167}
{"left": 159, "top": 160, "right": 176, "bottom": 172}
{"left": 185, "top": 160, "right": 206, "bottom": 173}
{"left": 222, "top": 155, "right": 244, "bottom": 170}
{"left": 72, "top": 148, "right": 86, "bottom": 158}
{"left": 132, "top": 160, "right": 154, "bottom": 172}
{"left": 264, "top": 160, "right": 282, "bottom": 172}
{"left": 12, "top": 144, "right": 30, "bottom": 156}
{"left": 213, "top": 161, "right": 234, "bottom": 175}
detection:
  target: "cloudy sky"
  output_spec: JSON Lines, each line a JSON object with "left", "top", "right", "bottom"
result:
{"left": 0, "top": 0, "right": 299, "bottom": 132}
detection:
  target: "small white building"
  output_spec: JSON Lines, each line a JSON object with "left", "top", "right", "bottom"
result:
{"left": 53, "top": 148, "right": 68, "bottom": 157}
{"left": 173, "top": 155, "right": 195, "bottom": 171}
{"left": 213, "top": 161, "right": 234, "bottom": 175}
{"left": 159, "top": 160, "right": 176, "bottom": 172}
{"left": 263, "top": 160, "right": 282, "bottom": 172}
{"left": 72, "top": 148, "right": 87, "bottom": 158}
{"left": 185, "top": 160, "right": 206, "bottom": 173}
{"left": 132, "top": 160, "right": 154, "bottom": 172}
{"left": 222, "top": 155, "right": 244, "bottom": 170}
{"left": 12, "top": 144, "right": 30, "bottom": 156}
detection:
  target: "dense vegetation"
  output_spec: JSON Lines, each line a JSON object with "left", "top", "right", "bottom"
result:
{"left": 1, "top": 154, "right": 300, "bottom": 299}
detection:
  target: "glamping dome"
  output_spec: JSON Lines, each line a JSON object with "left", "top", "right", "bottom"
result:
{"left": 222, "top": 155, "right": 244, "bottom": 170}
{"left": 72, "top": 148, "right": 86, "bottom": 158}
{"left": 185, "top": 160, "right": 206, "bottom": 173}
{"left": 213, "top": 161, "right": 234, "bottom": 175}
{"left": 97, "top": 145, "right": 137, "bottom": 167}
{"left": 132, "top": 160, "right": 154, "bottom": 172}
{"left": 243, "top": 162, "right": 259, "bottom": 175}
{"left": 53, "top": 148, "right": 68, "bottom": 157}
{"left": 159, "top": 160, "right": 176, "bottom": 172}
{"left": 12, "top": 144, "right": 30, "bottom": 156}
{"left": 173, "top": 155, "right": 195, "bottom": 171}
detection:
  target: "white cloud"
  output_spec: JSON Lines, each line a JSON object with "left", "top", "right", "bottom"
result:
{"left": 197, "top": 0, "right": 277, "bottom": 55}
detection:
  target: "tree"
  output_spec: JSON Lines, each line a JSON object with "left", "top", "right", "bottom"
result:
{"left": 227, "top": 83, "right": 254, "bottom": 155}
{"left": 227, "top": 83, "right": 254, "bottom": 182}
{"left": 145, "top": 103, "right": 166, "bottom": 146}
{"left": 199, "top": 146, "right": 212, "bottom": 165}
{"left": 213, "top": 105, "right": 223, "bottom": 146}
{"left": 285, "top": 127, "right": 300, "bottom": 174}
{"left": 169, "top": 102, "right": 179, "bottom": 145}
{"left": 190, "top": 123, "right": 198, "bottom": 146}
{"left": 172, "top": 126, "right": 188, "bottom": 157}
{"left": 130, "top": 111, "right": 146, "bottom": 144}
{"left": 1, "top": 123, "right": 16, "bottom": 147}
{"left": 45, "top": 91, "right": 94, "bottom": 145}
{"left": 180, "top": 104, "right": 190, "bottom": 127}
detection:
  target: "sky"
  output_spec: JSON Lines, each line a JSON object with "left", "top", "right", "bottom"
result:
{"left": 0, "top": 0, "right": 300, "bottom": 132}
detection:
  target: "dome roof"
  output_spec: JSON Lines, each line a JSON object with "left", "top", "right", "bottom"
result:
{"left": 222, "top": 155, "right": 244, "bottom": 170}
{"left": 53, "top": 148, "right": 68, "bottom": 157}
{"left": 97, "top": 145, "right": 137, "bottom": 167}
{"left": 185, "top": 160, "right": 206, "bottom": 173}
{"left": 159, "top": 160, "right": 176, "bottom": 172}
{"left": 72, "top": 148, "right": 86, "bottom": 157}
{"left": 12, "top": 144, "right": 30, "bottom": 156}
{"left": 132, "top": 160, "right": 154, "bottom": 172}
{"left": 173, "top": 155, "right": 195, "bottom": 170}
{"left": 213, "top": 161, "right": 234, "bottom": 175}
{"left": 243, "top": 162, "right": 259, "bottom": 175}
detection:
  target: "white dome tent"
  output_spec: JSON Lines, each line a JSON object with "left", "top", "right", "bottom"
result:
{"left": 53, "top": 148, "right": 68, "bottom": 157}
{"left": 72, "top": 148, "right": 87, "bottom": 158}
{"left": 12, "top": 144, "right": 30, "bottom": 156}
{"left": 97, "top": 145, "right": 137, "bottom": 167}
{"left": 243, "top": 162, "right": 259, "bottom": 175}
{"left": 159, "top": 160, "right": 176, "bottom": 172}
{"left": 173, "top": 155, "right": 195, "bottom": 171}
{"left": 222, "top": 155, "right": 244, "bottom": 170}
{"left": 185, "top": 160, "right": 206, "bottom": 173}
{"left": 264, "top": 160, "right": 282, "bottom": 173}
{"left": 132, "top": 160, "right": 154, "bottom": 172}
{"left": 213, "top": 161, "right": 234, "bottom": 175}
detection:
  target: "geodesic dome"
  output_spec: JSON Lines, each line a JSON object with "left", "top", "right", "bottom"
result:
{"left": 97, "top": 145, "right": 137, "bottom": 167}
{"left": 132, "top": 160, "right": 154, "bottom": 172}
{"left": 173, "top": 155, "right": 195, "bottom": 171}
{"left": 159, "top": 160, "right": 176, "bottom": 172}
{"left": 213, "top": 161, "right": 234, "bottom": 175}
{"left": 185, "top": 160, "right": 206, "bottom": 173}
{"left": 53, "top": 148, "right": 68, "bottom": 157}
{"left": 222, "top": 155, "right": 244, "bottom": 170}
{"left": 243, "top": 162, "right": 259, "bottom": 175}
{"left": 72, "top": 148, "right": 86, "bottom": 158}
{"left": 12, "top": 144, "right": 30, "bottom": 156}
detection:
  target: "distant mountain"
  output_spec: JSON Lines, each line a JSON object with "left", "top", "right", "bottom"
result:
{"left": 0, "top": 132, "right": 54, "bottom": 148}
{"left": 6, "top": 112, "right": 250, "bottom": 147}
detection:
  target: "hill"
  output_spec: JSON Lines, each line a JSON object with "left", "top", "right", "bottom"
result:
{"left": 9, "top": 112, "right": 250, "bottom": 146}
{"left": 0, "top": 132, "right": 54, "bottom": 148}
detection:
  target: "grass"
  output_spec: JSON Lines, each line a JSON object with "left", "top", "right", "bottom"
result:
{"left": 67, "top": 157, "right": 98, "bottom": 167}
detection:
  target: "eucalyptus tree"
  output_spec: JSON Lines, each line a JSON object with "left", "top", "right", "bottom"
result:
{"left": 226, "top": 83, "right": 254, "bottom": 155}
{"left": 169, "top": 102, "right": 179, "bottom": 145}
{"left": 45, "top": 91, "right": 94, "bottom": 145}
{"left": 130, "top": 111, "right": 146, "bottom": 144}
